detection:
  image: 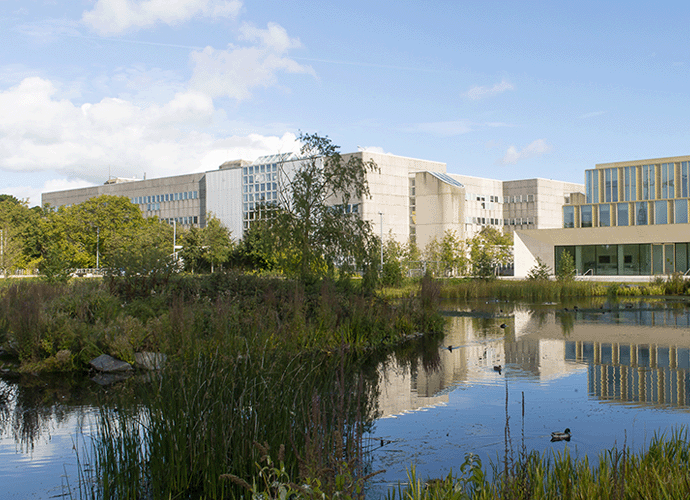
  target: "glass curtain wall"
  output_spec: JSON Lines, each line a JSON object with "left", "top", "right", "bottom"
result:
{"left": 642, "top": 164, "right": 655, "bottom": 200}
{"left": 624, "top": 166, "right": 637, "bottom": 201}
{"left": 556, "top": 244, "right": 660, "bottom": 275}
{"left": 617, "top": 203, "right": 629, "bottom": 226}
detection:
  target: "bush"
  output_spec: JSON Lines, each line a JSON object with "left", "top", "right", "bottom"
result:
{"left": 526, "top": 258, "right": 552, "bottom": 281}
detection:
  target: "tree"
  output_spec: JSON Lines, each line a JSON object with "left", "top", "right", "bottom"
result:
{"left": 527, "top": 257, "right": 552, "bottom": 281}
{"left": 203, "top": 215, "right": 233, "bottom": 272}
{"left": 556, "top": 250, "right": 576, "bottom": 282}
{"left": 469, "top": 227, "right": 513, "bottom": 278}
{"left": 258, "top": 132, "right": 379, "bottom": 280}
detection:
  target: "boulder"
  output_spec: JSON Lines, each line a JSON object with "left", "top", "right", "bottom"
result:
{"left": 134, "top": 352, "right": 166, "bottom": 371}
{"left": 89, "top": 354, "right": 133, "bottom": 373}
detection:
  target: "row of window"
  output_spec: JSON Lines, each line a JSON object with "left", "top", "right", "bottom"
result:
{"left": 163, "top": 216, "right": 198, "bottom": 226}
{"left": 465, "top": 193, "right": 535, "bottom": 204}
{"left": 466, "top": 217, "right": 533, "bottom": 226}
{"left": 555, "top": 243, "right": 690, "bottom": 276}
{"left": 242, "top": 164, "right": 278, "bottom": 176}
{"left": 564, "top": 199, "right": 690, "bottom": 228}
{"left": 132, "top": 191, "right": 198, "bottom": 206}
{"left": 586, "top": 162, "right": 690, "bottom": 204}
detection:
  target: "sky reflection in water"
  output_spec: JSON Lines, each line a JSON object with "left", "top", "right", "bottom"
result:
{"left": 369, "top": 298, "right": 690, "bottom": 494}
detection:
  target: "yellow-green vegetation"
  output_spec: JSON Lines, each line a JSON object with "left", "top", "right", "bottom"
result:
{"left": 389, "top": 429, "right": 690, "bottom": 499}
{"left": 0, "top": 273, "right": 445, "bottom": 373}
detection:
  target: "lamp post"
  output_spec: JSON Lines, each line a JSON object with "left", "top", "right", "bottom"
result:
{"left": 96, "top": 227, "right": 100, "bottom": 270}
{"left": 378, "top": 212, "right": 383, "bottom": 272}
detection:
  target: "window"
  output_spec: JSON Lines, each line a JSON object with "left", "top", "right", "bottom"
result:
{"left": 682, "top": 162, "right": 690, "bottom": 198}
{"left": 661, "top": 162, "right": 675, "bottom": 199}
{"left": 655, "top": 200, "right": 668, "bottom": 224}
{"left": 604, "top": 168, "right": 618, "bottom": 202}
{"left": 617, "top": 203, "right": 629, "bottom": 226}
{"left": 586, "top": 170, "right": 599, "bottom": 203}
{"left": 599, "top": 204, "right": 610, "bottom": 227}
{"left": 676, "top": 199, "right": 688, "bottom": 224}
{"left": 563, "top": 206, "right": 575, "bottom": 228}
{"left": 635, "top": 201, "right": 647, "bottom": 225}
{"left": 581, "top": 205, "right": 593, "bottom": 228}
{"left": 642, "top": 164, "right": 655, "bottom": 200}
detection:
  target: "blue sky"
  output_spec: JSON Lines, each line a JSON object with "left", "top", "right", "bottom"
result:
{"left": 2, "top": 0, "right": 690, "bottom": 206}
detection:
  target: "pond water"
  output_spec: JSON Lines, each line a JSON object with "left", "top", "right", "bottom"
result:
{"left": 367, "top": 296, "right": 690, "bottom": 497}
{"left": 3, "top": 296, "right": 690, "bottom": 498}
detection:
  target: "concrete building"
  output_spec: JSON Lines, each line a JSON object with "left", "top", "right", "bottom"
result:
{"left": 514, "top": 155, "right": 690, "bottom": 278}
{"left": 42, "top": 150, "right": 582, "bottom": 252}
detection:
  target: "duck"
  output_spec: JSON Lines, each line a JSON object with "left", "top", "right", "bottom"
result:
{"left": 500, "top": 323, "right": 508, "bottom": 329}
{"left": 493, "top": 364, "right": 502, "bottom": 374}
{"left": 550, "top": 428, "right": 571, "bottom": 442}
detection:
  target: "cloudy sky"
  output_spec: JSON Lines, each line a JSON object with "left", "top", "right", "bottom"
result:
{"left": 2, "top": 1, "right": 690, "bottom": 206}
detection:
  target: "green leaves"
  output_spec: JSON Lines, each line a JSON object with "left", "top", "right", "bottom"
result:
{"left": 253, "top": 133, "right": 379, "bottom": 280}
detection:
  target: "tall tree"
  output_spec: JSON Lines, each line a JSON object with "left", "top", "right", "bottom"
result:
{"left": 259, "top": 133, "right": 379, "bottom": 280}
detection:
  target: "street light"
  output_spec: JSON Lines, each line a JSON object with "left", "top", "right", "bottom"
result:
{"left": 96, "top": 227, "right": 100, "bottom": 269}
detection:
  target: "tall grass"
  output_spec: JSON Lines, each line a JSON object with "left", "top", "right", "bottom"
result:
{"left": 0, "top": 272, "right": 445, "bottom": 373}
{"left": 392, "top": 428, "right": 690, "bottom": 499}
{"left": 80, "top": 350, "right": 379, "bottom": 499}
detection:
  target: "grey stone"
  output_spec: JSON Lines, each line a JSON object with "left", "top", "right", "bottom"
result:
{"left": 134, "top": 352, "right": 166, "bottom": 371}
{"left": 89, "top": 354, "right": 133, "bottom": 373}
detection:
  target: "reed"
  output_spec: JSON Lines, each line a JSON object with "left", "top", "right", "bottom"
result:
{"left": 394, "top": 428, "right": 690, "bottom": 499}
{"left": 81, "top": 350, "right": 379, "bottom": 499}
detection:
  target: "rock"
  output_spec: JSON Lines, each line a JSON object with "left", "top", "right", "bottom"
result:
{"left": 89, "top": 354, "right": 133, "bottom": 373}
{"left": 134, "top": 352, "right": 166, "bottom": 371}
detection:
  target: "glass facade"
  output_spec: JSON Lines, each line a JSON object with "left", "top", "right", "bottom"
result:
{"left": 599, "top": 204, "right": 610, "bottom": 226}
{"left": 635, "top": 201, "right": 647, "bottom": 225}
{"left": 563, "top": 205, "right": 575, "bottom": 228}
{"left": 661, "top": 162, "right": 675, "bottom": 199}
{"left": 581, "top": 205, "right": 593, "bottom": 227}
{"left": 623, "top": 166, "right": 636, "bottom": 201}
{"left": 642, "top": 164, "right": 655, "bottom": 200}
{"left": 617, "top": 202, "right": 629, "bottom": 226}
{"left": 654, "top": 200, "right": 668, "bottom": 225}
{"left": 604, "top": 168, "right": 618, "bottom": 202}
{"left": 554, "top": 243, "right": 686, "bottom": 276}
{"left": 676, "top": 199, "right": 688, "bottom": 224}
{"left": 553, "top": 158, "right": 690, "bottom": 277}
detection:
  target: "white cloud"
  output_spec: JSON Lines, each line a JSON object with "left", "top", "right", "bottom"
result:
{"left": 465, "top": 79, "right": 514, "bottom": 100}
{"left": 0, "top": 77, "right": 300, "bottom": 188}
{"left": 500, "top": 139, "right": 551, "bottom": 165}
{"left": 82, "top": 0, "right": 243, "bottom": 35}
{"left": 357, "top": 146, "right": 393, "bottom": 155}
{"left": 188, "top": 22, "right": 315, "bottom": 100}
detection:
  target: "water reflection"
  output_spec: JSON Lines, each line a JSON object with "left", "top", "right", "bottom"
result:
{"left": 371, "top": 298, "right": 690, "bottom": 493}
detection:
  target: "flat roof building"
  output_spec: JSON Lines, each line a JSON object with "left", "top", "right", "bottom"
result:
{"left": 514, "top": 155, "right": 690, "bottom": 278}
{"left": 42, "top": 150, "right": 583, "bottom": 253}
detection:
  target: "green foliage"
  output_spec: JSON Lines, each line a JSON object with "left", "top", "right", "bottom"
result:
{"left": 556, "top": 250, "right": 576, "bottom": 282}
{"left": 526, "top": 257, "right": 552, "bottom": 281}
{"left": 468, "top": 227, "right": 512, "bottom": 279}
{"left": 252, "top": 133, "right": 379, "bottom": 280}
{"left": 423, "top": 231, "right": 466, "bottom": 278}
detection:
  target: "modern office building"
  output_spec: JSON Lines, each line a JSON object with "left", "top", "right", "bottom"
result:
{"left": 42, "top": 150, "right": 583, "bottom": 251}
{"left": 514, "top": 155, "right": 690, "bottom": 278}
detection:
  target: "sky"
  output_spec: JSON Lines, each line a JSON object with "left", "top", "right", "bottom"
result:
{"left": 2, "top": 0, "right": 690, "bottom": 207}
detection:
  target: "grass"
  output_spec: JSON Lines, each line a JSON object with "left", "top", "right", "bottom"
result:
{"left": 77, "top": 350, "right": 380, "bottom": 499}
{"left": 389, "top": 428, "right": 690, "bottom": 499}
{"left": 0, "top": 272, "right": 445, "bottom": 373}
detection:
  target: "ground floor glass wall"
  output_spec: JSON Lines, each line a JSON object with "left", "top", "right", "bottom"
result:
{"left": 556, "top": 243, "right": 690, "bottom": 276}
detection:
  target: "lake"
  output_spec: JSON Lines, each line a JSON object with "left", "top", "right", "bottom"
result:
{"left": 3, "top": 296, "right": 690, "bottom": 498}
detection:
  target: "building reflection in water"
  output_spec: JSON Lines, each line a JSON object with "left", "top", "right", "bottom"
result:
{"left": 376, "top": 301, "right": 690, "bottom": 418}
